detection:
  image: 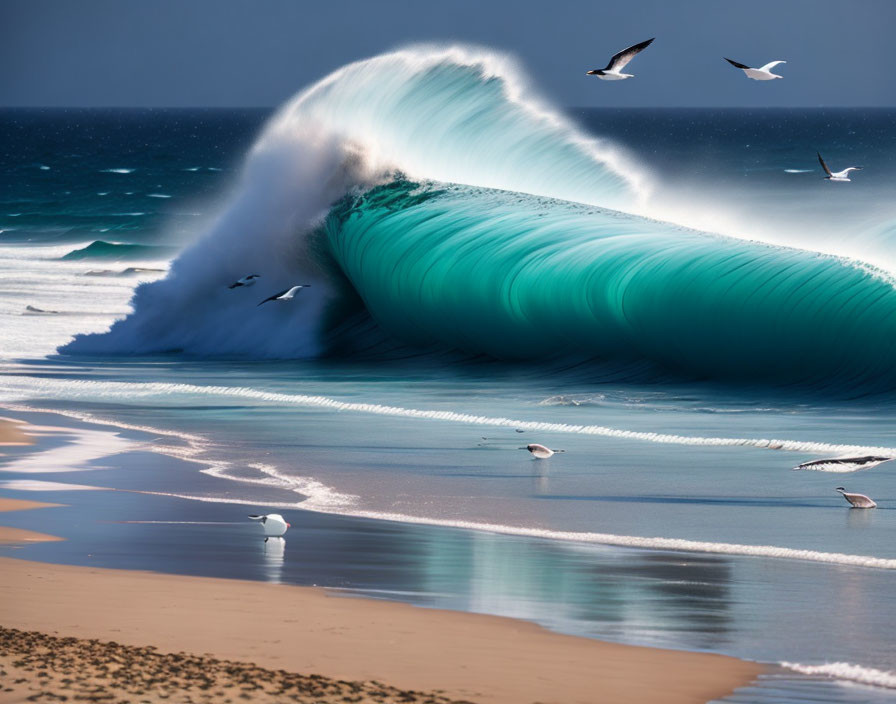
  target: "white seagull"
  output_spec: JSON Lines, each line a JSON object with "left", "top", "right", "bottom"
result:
{"left": 521, "top": 443, "right": 565, "bottom": 459}
{"left": 835, "top": 487, "right": 877, "bottom": 509}
{"left": 228, "top": 274, "right": 261, "bottom": 289}
{"left": 248, "top": 513, "right": 291, "bottom": 536}
{"left": 795, "top": 455, "right": 892, "bottom": 471}
{"left": 587, "top": 38, "right": 655, "bottom": 80}
{"left": 257, "top": 285, "right": 311, "bottom": 306}
{"left": 724, "top": 58, "right": 786, "bottom": 81}
{"left": 817, "top": 152, "right": 863, "bottom": 182}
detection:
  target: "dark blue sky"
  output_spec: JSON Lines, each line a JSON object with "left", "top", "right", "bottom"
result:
{"left": 3, "top": 0, "right": 894, "bottom": 108}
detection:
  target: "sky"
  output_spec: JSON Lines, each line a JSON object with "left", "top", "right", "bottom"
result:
{"left": 2, "top": 0, "right": 895, "bottom": 108}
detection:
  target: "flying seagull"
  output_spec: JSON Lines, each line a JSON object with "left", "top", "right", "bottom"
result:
{"left": 228, "top": 274, "right": 261, "bottom": 289}
{"left": 724, "top": 58, "right": 786, "bottom": 81}
{"left": 794, "top": 455, "right": 893, "bottom": 471}
{"left": 248, "top": 513, "right": 291, "bottom": 536}
{"left": 817, "top": 152, "right": 863, "bottom": 182}
{"left": 257, "top": 285, "right": 311, "bottom": 306}
{"left": 835, "top": 487, "right": 877, "bottom": 509}
{"left": 587, "top": 38, "right": 655, "bottom": 80}
{"left": 521, "top": 443, "right": 565, "bottom": 459}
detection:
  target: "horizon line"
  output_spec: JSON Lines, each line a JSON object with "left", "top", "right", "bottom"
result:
{"left": 1, "top": 105, "right": 895, "bottom": 111}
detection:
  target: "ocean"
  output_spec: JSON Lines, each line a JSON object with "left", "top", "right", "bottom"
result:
{"left": 2, "top": 47, "right": 896, "bottom": 702}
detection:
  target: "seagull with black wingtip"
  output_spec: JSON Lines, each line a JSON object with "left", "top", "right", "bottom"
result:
{"left": 257, "top": 285, "right": 312, "bottom": 306}
{"left": 587, "top": 38, "right": 655, "bottom": 81}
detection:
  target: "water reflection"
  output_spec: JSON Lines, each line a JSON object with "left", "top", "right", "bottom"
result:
{"left": 846, "top": 508, "right": 875, "bottom": 529}
{"left": 262, "top": 536, "right": 285, "bottom": 583}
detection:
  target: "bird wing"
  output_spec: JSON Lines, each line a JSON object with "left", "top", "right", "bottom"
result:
{"left": 248, "top": 515, "right": 267, "bottom": 523}
{"left": 843, "top": 167, "right": 863, "bottom": 173}
{"left": 817, "top": 152, "right": 832, "bottom": 177}
{"left": 759, "top": 60, "right": 786, "bottom": 72}
{"left": 257, "top": 288, "right": 289, "bottom": 306}
{"left": 606, "top": 38, "right": 654, "bottom": 71}
{"left": 725, "top": 58, "right": 751, "bottom": 70}
{"left": 228, "top": 282, "right": 242, "bottom": 289}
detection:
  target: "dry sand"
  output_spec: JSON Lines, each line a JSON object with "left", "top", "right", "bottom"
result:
{"left": 0, "top": 418, "right": 33, "bottom": 447}
{"left": 0, "top": 556, "right": 763, "bottom": 704}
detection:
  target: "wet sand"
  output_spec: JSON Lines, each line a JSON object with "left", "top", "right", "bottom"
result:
{"left": 0, "top": 498, "right": 63, "bottom": 544}
{"left": 0, "top": 418, "right": 32, "bottom": 447}
{"left": 0, "top": 555, "right": 762, "bottom": 704}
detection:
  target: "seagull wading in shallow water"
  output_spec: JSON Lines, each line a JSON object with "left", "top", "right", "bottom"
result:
{"left": 228, "top": 274, "right": 260, "bottom": 289}
{"left": 248, "top": 513, "right": 291, "bottom": 536}
{"left": 587, "top": 38, "right": 655, "bottom": 80}
{"left": 817, "top": 152, "right": 863, "bottom": 182}
{"left": 521, "top": 443, "right": 565, "bottom": 459}
{"left": 257, "top": 285, "right": 311, "bottom": 306}
{"left": 724, "top": 58, "right": 786, "bottom": 81}
{"left": 835, "top": 487, "right": 876, "bottom": 509}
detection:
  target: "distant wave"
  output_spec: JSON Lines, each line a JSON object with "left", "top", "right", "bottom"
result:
{"left": 782, "top": 662, "right": 896, "bottom": 689}
{"left": 61, "top": 240, "right": 176, "bottom": 261}
{"left": 100, "top": 168, "right": 135, "bottom": 174}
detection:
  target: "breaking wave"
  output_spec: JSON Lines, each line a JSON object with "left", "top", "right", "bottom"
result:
{"left": 59, "top": 45, "right": 896, "bottom": 389}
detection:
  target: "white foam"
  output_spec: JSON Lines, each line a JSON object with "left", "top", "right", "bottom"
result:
{"left": 782, "top": 661, "right": 896, "bottom": 689}
{"left": 147, "top": 193, "right": 172, "bottom": 199}
{"left": 10, "top": 403, "right": 896, "bottom": 571}
{"left": 101, "top": 168, "right": 134, "bottom": 174}
{"left": 4, "top": 378, "right": 892, "bottom": 458}
{"left": 0, "top": 479, "right": 102, "bottom": 491}
{"left": 0, "top": 423, "right": 132, "bottom": 474}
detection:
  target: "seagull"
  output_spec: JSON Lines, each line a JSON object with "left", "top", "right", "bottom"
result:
{"left": 724, "top": 58, "right": 786, "bottom": 81}
{"left": 257, "top": 285, "right": 311, "bottom": 306}
{"left": 587, "top": 38, "right": 655, "bottom": 80}
{"left": 228, "top": 274, "right": 261, "bottom": 289}
{"left": 248, "top": 513, "right": 291, "bottom": 536}
{"left": 817, "top": 152, "right": 863, "bottom": 182}
{"left": 521, "top": 443, "right": 565, "bottom": 459}
{"left": 794, "top": 455, "right": 893, "bottom": 471}
{"left": 835, "top": 487, "right": 877, "bottom": 509}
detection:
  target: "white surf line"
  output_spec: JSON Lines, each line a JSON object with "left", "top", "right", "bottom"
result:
{"left": 9, "top": 403, "right": 896, "bottom": 570}
{"left": 6, "top": 380, "right": 896, "bottom": 457}
{"left": 0, "top": 424, "right": 132, "bottom": 474}
{"left": 137, "top": 480, "right": 896, "bottom": 570}
{"left": 781, "top": 662, "right": 896, "bottom": 690}
{"left": 0, "top": 479, "right": 104, "bottom": 491}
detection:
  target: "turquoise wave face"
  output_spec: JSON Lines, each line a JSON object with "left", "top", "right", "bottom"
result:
{"left": 325, "top": 179, "right": 896, "bottom": 387}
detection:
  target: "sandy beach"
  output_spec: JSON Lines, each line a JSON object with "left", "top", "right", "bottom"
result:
{"left": 0, "top": 418, "right": 33, "bottom": 447}
{"left": 0, "top": 555, "right": 762, "bottom": 704}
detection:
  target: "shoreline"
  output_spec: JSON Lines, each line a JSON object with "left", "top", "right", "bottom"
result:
{"left": 0, "top": 406, "right": 764, "bottom": 702}
{"left": 0, "top": 489, "right": 64, "bottom": 545}
{"left": 0, "top": 555, "right": 763, "bottom": 704}
{"left": 0, "top": 417, "right": 33, "bottom": 447}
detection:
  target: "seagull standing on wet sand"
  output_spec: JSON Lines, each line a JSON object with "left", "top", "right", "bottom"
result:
{"left": 817, "top": 152, "right": 863, "bottom": 182}
{"left": 248, "top": 513, "right": 291, "bottom": 536}
{"left": 724, "top": 58, "right": 786, "bottom": 81}
{"left": 521, "top": 443, "right": 565, "bottom": 459}
{"left": 587, "top": 38, "right": 655, "bottom": 80}
{"left": 835, "top": 487, "right": 877, "bottom": 509}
